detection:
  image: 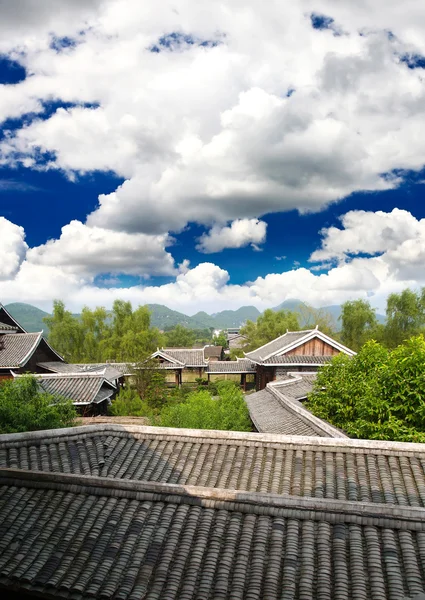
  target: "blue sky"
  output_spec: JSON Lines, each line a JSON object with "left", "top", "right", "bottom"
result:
{"left": 1, "top": 1, "right": 425, "bottom": 314}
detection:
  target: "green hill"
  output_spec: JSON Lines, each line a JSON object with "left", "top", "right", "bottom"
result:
{"left": 5, "top": 300, "right": 384, "bottom": 334}
{"left": 5, "top": 302, "right": 50, "bottom": 333}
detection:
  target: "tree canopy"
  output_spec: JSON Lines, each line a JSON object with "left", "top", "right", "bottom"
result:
{"left": 307, "top": 336, "right": 425, "bottom": 442}
{"left": 339, "top": 299, "right": 378, "bottom": 351}
{"left": 0, "top": 376, "right": 77, "bottom": 434}
{"left": 45, "top": 300, "right": 164, "bottom": 362}
{"left": 239, "top": 309, "right": 300, "bottom": 351}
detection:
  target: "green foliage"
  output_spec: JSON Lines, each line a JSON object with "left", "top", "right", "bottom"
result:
{"left": 240, "top": 309, "right": 300, "bottom": 351}
{"left": 340, "top": 299, "right": 378, "bottom": 351}
{"left": 307, "top": 337, "right": 425, "bottom": 442}
{"left": 45, "top": 299, "right": 164, "bottom": 363}
{"left": 385, "top": 288, "right": 425, "bottom": 348}
{"left": 212, "top": 331, "right": 228, "bottom": 348}
{"left": 109, "top": 387, "right": 154, "bottom": 418}
{"left": 164, "top": 324, "right": 197, "bottom": 348}
{"left": 0, "top": 376, "right": 76, "bottom": 434}
{"left": 159, "top": 380, "right": 252, "bottom": 431}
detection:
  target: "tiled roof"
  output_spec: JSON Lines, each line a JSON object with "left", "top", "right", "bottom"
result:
{"left": 0, "top": 304, "right": 27, "bottom": 333}
{"left": 38, "top": 361, "right": 86, "bottom": 373}
{"left": 246, "top": 330, "right": 312, "bottom": 362}
{"left": 162, "top": 348, "right": 207, "bottom": 366}
{"left": 77, "top": 363, "right": 133, "bottom": 376}
{"left": 32, "top": 374, "right": 116, "bottom": 405}
{"left": 203, "top": 345, "right": 222, "bottom": 358}
{"left": 207, "top": 359, "right": 256, "bottom": 373}
{"left": 0, "top": 332, "right": 42, "bottom": 368}
{"left": 2, "top": 426, "right": 425, "bottom": 598}
{"left": 260, "top": 354, "right": 333, "bottom": 365}
{"left": 276, "top": 373, "right": 318, "bottom": 401}
{"left": 0, "top": 321, "right": 18, "bottom": 332}
{"left": 245, "top": 374, "right": 345, "bottom": 437}
{"left": 39, "top": 362, "right": 125, "bottom": 382}
{"left": 245, "top": 388, "right": 321, "bottom": 435}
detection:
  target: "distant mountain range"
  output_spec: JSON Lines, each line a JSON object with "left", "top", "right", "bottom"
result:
{"left": 5, "top": 300, "right": 385, "bottom": 333}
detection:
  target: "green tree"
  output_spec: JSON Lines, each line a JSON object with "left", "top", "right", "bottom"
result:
{"left": 164, "top": 325, "right": 196, "bottom": 348}
{"left": 240, "top": 309, "right": 300, "bottom": 351}
{"left": 109, "top": 387, "right": 153, "bottom": 418}
{"left": 159, "top": 380, "right": 251, "bottom": 431}
{"left": 340, "top": 299, "right": 378, "bottom": 351}
{"left": 43, "top": 300, "right": 84, "bottom": 362}
{"left": 385, "top": 288, "right": 425, "bottom": 348}
{"left": 212, "top": 331, "right": 227, "bottom": 348}
{"left": 307, "top": 337, "right": 425, "bottom": 442}
{"left": 0, "top": 376, "right": 77, "bottom": 434}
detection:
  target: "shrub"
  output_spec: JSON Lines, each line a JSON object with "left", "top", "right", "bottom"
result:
{"left": 307, "top": 336, "right": 425, "bottom": 442}
{"left": 159, "top": 381, "right": 252, "bottom": 432}
{"left": 109, "top": 387, "right": 155, "bottom": 418}
{"left": 0, "top": 376, "right": 76, "bottom": 434}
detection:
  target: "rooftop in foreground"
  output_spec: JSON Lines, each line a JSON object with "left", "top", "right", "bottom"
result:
{"left": 1, "top": 424, "right": 425, "bottom": 598}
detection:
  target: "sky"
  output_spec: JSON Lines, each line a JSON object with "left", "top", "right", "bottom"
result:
{"left": 1, "top": 0, "right": 425, "bottom": 315}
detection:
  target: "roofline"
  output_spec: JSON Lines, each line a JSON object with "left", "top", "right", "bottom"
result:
{"left": 0, "top": 303, "right": 27, "bottom": 333}
{"left": 1, "top": 423, "right": 425, "bottom": 455}
{"left": 246, "top": 358, "right": 332, "bottom": 366}
{"left": 2, "top": 467, "right": 424, "bottom": 527}
{"left": 262, "top": 329, "right": 356, "bottom": 361}
{"left": 267, "top": 379, "right": 347, "bottom": 438}
{"left": 151, "top": 349, "right": 186, "bottom": 366}
{"left": 245, "top": 330, "right": 314, "bottom": 360}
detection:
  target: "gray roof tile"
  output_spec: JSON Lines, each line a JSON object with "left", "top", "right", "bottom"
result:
{"left": 246, "top": 330, "right": 311, "bottom": 361}
{"left": 34, "top": 374, "right": 115, "bottom": 405}
{"left": 2, "top": 426, "right": 425, "bottom": 598}
{"left": 207, "top": 359, "right": 256, "bottom": 373}
{"left": 162, "top": 348, "right": 207, "bottom": 366}
{"left": 245, "top": 388, "right": 320, "bottom": 436}
{"left": 0, "top": 332, "right": 42, "bottom": 368}
{"left": 0, "top": 321, "right": 18, "bottom": 331}
{"left": 260, "top": 354, "right": 333, "bottom": 365}
{"left": 38, "top": 362, "right": 125, "bottom": 382}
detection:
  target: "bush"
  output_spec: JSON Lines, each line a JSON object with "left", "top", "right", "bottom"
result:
{"left": 158, "top": 381, "right": 252, "bottom": 432}
{"left": 307, "top": 336, "right": 425, "bottom": 442}
{"left": 109, "top": 387, "right": 155, "bottom": 418}
{"left": 0, "top": 376, "right": 77, "bottom": 434}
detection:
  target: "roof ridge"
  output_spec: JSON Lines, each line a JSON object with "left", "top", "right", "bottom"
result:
{"left": 1, "top": 424, "right": 425, "bottom": 455}
{"left": 2, "top": 468, "right": 425, "bottom": 529}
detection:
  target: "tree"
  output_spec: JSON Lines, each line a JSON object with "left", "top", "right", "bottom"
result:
{"left": 0, "top": 376, "right": 77, "bottom": 434}
{"left": 131, "top": 359, "right": 168, "bottom": 410}
{"left": 307, "top": 337, "right": 425, "bottom": 442}
{"left": 159, "top": 380, "right": 251, "bottom": 431}
{"left": 340, "top": 299, "right": 378, "bottom": 351}
{"left": 240, "top": 309, "right": 300, "bottom": 351}
{"left": 385, "top": 288, "right": 425, "bottom": 348}
{"left": 164, "top": 325, "right": 196, "bottom": 348}
{"left": 298, "top": 303, "right": 337, "bottom": 336}
{"left": 43, "top": 300, "right": 84, "bottom": 362}
{"left": 212, "top": 331, "right": 227, "bottom": 348}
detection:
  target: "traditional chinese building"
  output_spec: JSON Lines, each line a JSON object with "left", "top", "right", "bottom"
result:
{"left": 245, "top": 327, "right": 355, "bottom": 390}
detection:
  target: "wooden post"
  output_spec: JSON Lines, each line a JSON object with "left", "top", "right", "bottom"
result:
{"left": 241, "top": 373, "right": 246, "bottom": 391}
{"left": 175, "top": 370, "right": 180, "bottom": 387}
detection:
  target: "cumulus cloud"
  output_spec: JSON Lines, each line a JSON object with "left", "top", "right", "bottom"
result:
{"left": 26, "top": 220, "right": 176, "bottom": 278}
{"left": 0, "top": 217, "right": 28, "bottom": 280}
{"left": 196, "top": 219, "right": 267, "bottom": 253}
{"left": 2, "top": 1, "right": 425, "bottom": 236}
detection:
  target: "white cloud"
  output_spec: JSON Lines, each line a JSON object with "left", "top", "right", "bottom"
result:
{"left": 1, "top": 1, "right": 425, "bottom": 236}
{"left": 196, "top": 219, "right": 267, "bottom": 253}
{"left": 0, "top": 218, "right": 28, "bottom": 280}
{"left": 311, "top": 208, "right": 423, "bottom": 263}
{"left": 26, "top": 220, "right": 176, "bottom": 278}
